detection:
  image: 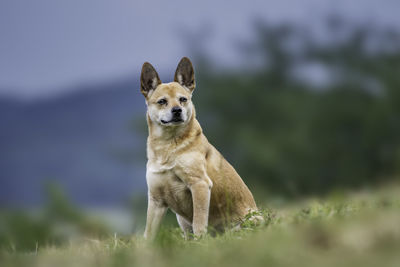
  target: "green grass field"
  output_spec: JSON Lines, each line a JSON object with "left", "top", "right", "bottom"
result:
{"left": 1, "top": 184, "right": 400, "bottom": 267}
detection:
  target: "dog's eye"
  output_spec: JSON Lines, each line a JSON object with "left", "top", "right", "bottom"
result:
{"left": 179, "top": 97, "right": 187, "bottom": 103}
{"left": 157, "top": 99, "right": 167, "bottom": 105}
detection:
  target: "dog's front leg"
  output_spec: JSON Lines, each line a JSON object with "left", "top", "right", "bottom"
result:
{"left": 190, "top": 180, "right": 212, "bottom": 237}
{"left": 144, "top": 195, "right": 167, "bottom": 240}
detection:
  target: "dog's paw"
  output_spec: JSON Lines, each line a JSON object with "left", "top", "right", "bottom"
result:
{"left": 241, "top": 210, "right": 265, "bottom": 228}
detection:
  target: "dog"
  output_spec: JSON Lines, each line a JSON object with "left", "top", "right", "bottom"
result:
{"left": 141, "top": 57, "right": 258, "bottom": 240}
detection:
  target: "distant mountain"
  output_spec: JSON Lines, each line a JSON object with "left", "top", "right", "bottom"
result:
{"left": 0, "top": 77, "right": 149, "bottom": 208}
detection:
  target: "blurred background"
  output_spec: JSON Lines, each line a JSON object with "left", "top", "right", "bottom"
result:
{"left": 1, "top": 0, "right": 400, "bottom": 251}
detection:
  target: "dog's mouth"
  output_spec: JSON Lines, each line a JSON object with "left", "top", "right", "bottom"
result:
{"left": 161, "top": 117, "right": 184, "bottom": 124}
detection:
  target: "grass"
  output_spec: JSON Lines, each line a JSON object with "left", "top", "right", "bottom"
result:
{"left": 1, "top": 184, "right": 400, "bottom": 267}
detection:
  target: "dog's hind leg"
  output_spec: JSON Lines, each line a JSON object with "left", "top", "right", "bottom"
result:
{"left": 176, "top": 214, "right": 192, "bottom": 240}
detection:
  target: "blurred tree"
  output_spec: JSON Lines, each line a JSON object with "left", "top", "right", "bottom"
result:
{"left": 190, "top": 17, "right": 400, "bottom": 198}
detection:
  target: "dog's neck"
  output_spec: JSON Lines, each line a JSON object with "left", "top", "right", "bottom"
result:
{"left": 146, "top": 109, "right": 202, "bottom": 163}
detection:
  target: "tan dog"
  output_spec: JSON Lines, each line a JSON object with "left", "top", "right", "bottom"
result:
{"left": 141, "top": 57, "right": 258, "bottom": 240}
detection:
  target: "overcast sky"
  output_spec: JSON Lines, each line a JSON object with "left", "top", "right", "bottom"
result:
{"left": 0, "top": 0, "right": 399, "bottom": 99}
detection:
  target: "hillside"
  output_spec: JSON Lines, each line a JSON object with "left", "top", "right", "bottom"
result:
{"left": 0, "top": 78, "right": 147, "bottom": 208}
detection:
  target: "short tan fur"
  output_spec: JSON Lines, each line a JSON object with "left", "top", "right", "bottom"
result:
{"left": 141, "top": 57, "right": 258, "bottom": 240}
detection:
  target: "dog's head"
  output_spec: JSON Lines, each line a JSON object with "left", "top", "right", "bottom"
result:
{"left": 140, "top": 57, "right": 196, "bottom": 127}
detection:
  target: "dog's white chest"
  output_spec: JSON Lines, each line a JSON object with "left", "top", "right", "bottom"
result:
{"left": 147, "top": 158, "right": 174, "bottom": 178}
{"left": 147, "top": 160, "right": 175, "bottom": 173}
{"left": 146, "top": 160, "right": 178, "bottom": 188}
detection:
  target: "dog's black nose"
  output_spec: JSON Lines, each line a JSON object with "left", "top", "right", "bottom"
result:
{"left": 172, "top": 106, "right": 182, "bottom": 115}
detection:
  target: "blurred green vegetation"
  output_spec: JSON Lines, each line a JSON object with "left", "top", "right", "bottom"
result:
{"left": 191, "top": 18, "right": 400, "bottom": 198}
{"left": 0, "top": 183, "right": 109, "bottom": 252}
{"left": 1, "top": 184, "right": 399, "bottom": 267}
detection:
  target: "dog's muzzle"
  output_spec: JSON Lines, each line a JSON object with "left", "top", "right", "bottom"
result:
{"left": 161, "top": 106, "right": 184, "bottom": 124}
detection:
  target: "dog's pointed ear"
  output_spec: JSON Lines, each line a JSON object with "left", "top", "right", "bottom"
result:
{"left": 141, "top": 62, "right": 161, "bottom": 98}
{"left": 174, "top": 57, "right": 195, "bottom": 92}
